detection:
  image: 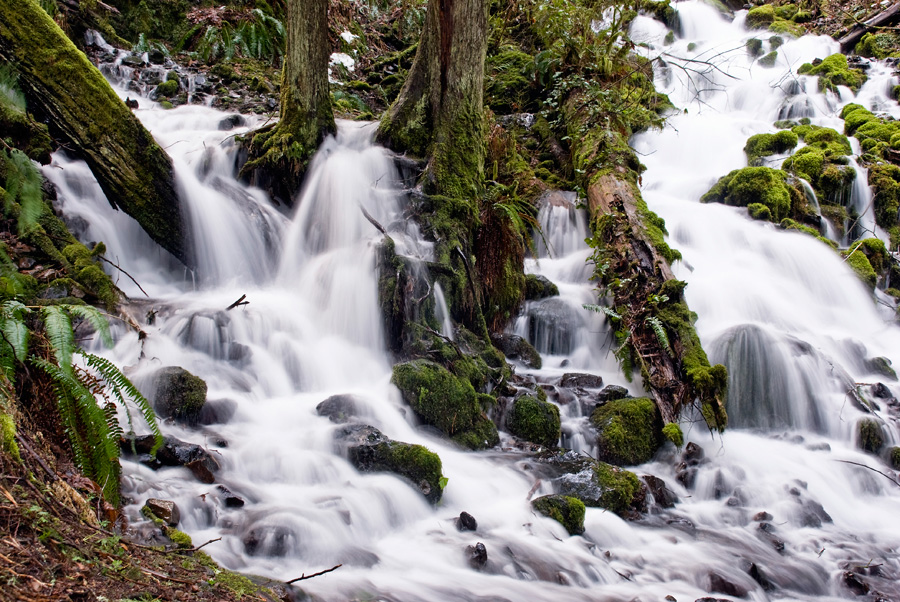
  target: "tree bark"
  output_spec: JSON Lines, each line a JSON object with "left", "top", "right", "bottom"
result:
{"left": 377, "top": 0, "right": 488, "bottom": 199}
{"left": 0, "top": 0, "right": 190, "bottom": 266}
{"left": 838, "top": 3, "right": 900, "bottom": 52}
{"left": 240, "top": 0, "right": 335, "bottom": 205}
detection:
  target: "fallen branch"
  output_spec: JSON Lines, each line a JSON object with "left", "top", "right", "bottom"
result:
{"left": 170, "top": 537, "right": 222, "bottom": 554}
{"left": 286, "top": 563, "right": 343, "bottom": 584}
{"left": 98, "top": 255, "right": 149, "bottom": 298}
{"left": 838, "top": 2, "right": 900, "bottom": 51}
{"left": 360, "top": 204, "right": 386, "bottom": 235}
{"left": 836, "top": 460, "right": 900, "bottom": 488}
{"left": 226, "top": 294, "right": 249, "bottom": 310}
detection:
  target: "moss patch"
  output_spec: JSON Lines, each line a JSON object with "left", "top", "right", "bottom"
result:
{"left": 700, "top": 166, "right": 793, "bottom": 221}
{"left": 798, "top": 55, "right": 866, "bottom": 93}
{"left": 532, "top": 494, "right": 585, "bottom": 535}
{"left": 508, "top": 395, "right": 560, "bottom": 448}
{"left": 857, "top": 418, "right": 884, "bottom": 454}
{"left": 591, "top": 397, "right": 661, "bottom": 466}
{"left": 744, "top": 130, "right": 798, "bottom": 165}
{"left": 662, "top": 422, "right": 683, "bottom": 447}
{"left": 594, "top": 461, "right": 642, "bottom": 516}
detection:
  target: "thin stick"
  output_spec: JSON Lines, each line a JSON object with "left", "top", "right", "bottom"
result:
{"left": 836, "top": 460, "right": 900, "bottom": 488}
{"left": 171, "top": 537, "right": 222, "bottom": 553}
{"left": 97, "top": 255, "right": 149, "bottom": 298}
{"left": 360, "top": 204, "right": 386, "bottom": 235}
{"left": 226, "top": 294, "right": 249, "bottom": 310}
{"left": 286, "top": 563, "right": 343, "bottom": 584}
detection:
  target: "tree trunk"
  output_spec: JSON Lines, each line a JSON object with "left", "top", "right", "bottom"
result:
{"left": 0, "top": 0, "right": 189, "bottom": 266}
{"left": 377, "top": 0, "right": 488, "bottom": 200}
{"left": 838, "top": 3, "right": 900, "bottom": 52}
{"left": 240, "top": 0, "right": 335, "bottom": 205}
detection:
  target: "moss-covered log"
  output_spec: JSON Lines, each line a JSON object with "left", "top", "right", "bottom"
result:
{"left": 563, "top": 93, "right": 727, "bottom": 430}
{"left": 0, "top": 0, "right": 189, "bottom": 265}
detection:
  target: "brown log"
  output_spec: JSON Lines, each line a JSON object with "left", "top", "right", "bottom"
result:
{"left": 839, "top": 3, "right": 900, "bottom": 52}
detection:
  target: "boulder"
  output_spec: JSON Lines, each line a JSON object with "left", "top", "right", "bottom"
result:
{"left": 152, "top": 366, "right": 207, "bottom": 425}
{"left": 596, "top": 384, "right": 629, "bottom": 401}
{"left": 592, "top": 397, "right": 663, "bottom": 466}
{"left": 531, "top": 494, "right": 585, "bottom": 535}
{"left": 560, "top": 373, "right": 604, "bottom": 389}
{"left": 391, "top": 360, "right": 499, "bottom": 450}
{"left": 536, "top": 451, "right": 645, "bottom": 518}
{"left": 143, "top": 498, "right": 180, "bottom": 527}
{"left": 316, "top": 394, "right": 362, "bottom": 423}
{"left": 857, "top": 418, "right": 884, "bottom": 454}
{"left": 524, "top": 274, "right": 559, "bottom": 300}
{"left": 491, "top": 333, "right": 542, "bottom": 369}
{"left": 466, "top": 542, "right": 488, "bottom": 570}
{"left": 336, "top": 425, "right": 445, "bottom": 504}
{"left": 123, "top": 434, "right": 220, "bottom": 484}
{"left": 642, "top": 475, "right": 678, "bottom": 509}
{"left": 507, "top": 396, "right": 560, "bottom": 448}
{"left": 456, "top": 511, "right": 477, "bottom": 532}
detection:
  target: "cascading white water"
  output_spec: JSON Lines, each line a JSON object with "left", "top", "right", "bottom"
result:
{"left": 49, "top": 10, "right": 900, "bottom": 599}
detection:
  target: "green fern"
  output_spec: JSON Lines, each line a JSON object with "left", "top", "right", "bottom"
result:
{"left": 583, "top": 303, "right": 621, "bottom": 321}
{"left": 645, "top": 315, "right": 672, "bottom": 357}
{"left": 2, "top": 149, "right": 44, "bottom": 235}
{"left": 40, "top": 305, "right": 74, "bottom": 372}
{"left": 65, "top": 305, "right": 113, "bottom": 348}
{"left": 0, "top": 65, "right": 26, "bottom": 113}
{"left": 0, "top": 301, "right": 30, "bottom": 368}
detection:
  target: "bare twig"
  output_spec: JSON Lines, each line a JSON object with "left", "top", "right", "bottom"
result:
{"left": 360, "top": 204, "right": 386, "bottom": 235}
{"left": 836, "top": 460, "right": 900, "bottom": 488}
{"left": 226, "top": 294, "right": 249, "bottom": 310}
{"left": 97, "top": 255, "right": 149, "bottom": 298}
{"left": 286, "top": 563, "right": 343, "bottom": 584}
{"left": 170, "top": 537, "right": 222, "bottom": 553}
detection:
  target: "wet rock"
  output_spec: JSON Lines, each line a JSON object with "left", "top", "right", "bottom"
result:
{"left": 196, "top": 398, "right": 237, "bottom": 426}
{"left": 797, "top": 498, "right": 832, "bottom": 528}
{"left": 843, "top": 571, "right": 870, "bottom": 596}
{"left": 152, "top": 366, "right": 208, "bottom": 425}
{"left": 753, "top": 511, "right": 772, "bottom": 521}
{"left": 891, "top": 447, "right": 900, "bottom": 470}
{"left": 467, "top": 542, "right": 488, "bottom": 570}
{"left": 316, "top": 394, "right": 362, "bottom": 423}
{"left": 218, "top": 114, "right": 246, "bottom": 130}
{"left": 456, "top": 511, "right": 477, "bottom": 532}
{"left": 866, "top": 356, "right": 897, "bottom": 381}
{"left": 186, "top": 459, "right": 215, "bottom": 484}
{"left": 695, "top": 598, "right": 734, "bottom": 602}
{"left": 555, "top": 459, "right": 645, "bottom": 517}
{"left": 592, "top": 397, "right": 662, "bottom": 466}
{"left": 524, "top": 274, "right": 559, "bottom": 300}
{"left": 507, "top": 395, "right": 560, "bottom": 448}
{"left": 857, "top": 418, "right": 885, "bottom": 454}
{"left": 123, "top": 435, "right": 221, "bottom": 484}
{"left": 677, "top": 442, "right": 707, "bottom": 489}
{"left": 336, "top": 425, "right": 444, "bottom": 504}
{"left": 708, "top": 572, "right": 748, "bottom": 597}
{"left": 745, "top": 562, "right": 771, "bottom": 590}
{"left": 120, "top": 53, "right": 145, "bottom": 67}
{"left": 643, "top": 475, "right": 678, "bottom": 508}
{"left": 596, "top": 384, "right": 630, "bottom": 402}
{"left": 560, "top": 373, "right": 604, "bottom": 389}
{"left": 144, "top": 498, "right": 180, "bottom": 526}
{"left": 871, "top": 382, "right": 893, "bottom": 399}
{"left": 148, "top": 48, "right": 166, "bottom": 65}
{"left": 491, "top": 333, "right": 542, "bottom": 369}
{"left": 757, "top": 522, "right": 785, "bottom": 552}
{"left": 217, "top": 485, "right": 245, "bottom": 508}
{"left": 531, "top": 494, "right": 585, "bottom": 535}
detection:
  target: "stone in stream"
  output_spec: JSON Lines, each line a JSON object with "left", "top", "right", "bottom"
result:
{"left": 122, "top": 434, "right": 220, "bottom": 484}
{"left": 316, "top": 393, "right": 362, "bottom": 423}
{"left": 560, "top": 373, "right": 604, "bottom": 389}
{"left": 524, "top": 274, "right": 559, "bottom": 300}
{"left": 642, "top": 475, "right": 678, "bottom": 509}
{"left": 466, "top": 542, "right": 488, "bottom": 570}
{"left": 490, "top": 333, "right": 542, "bottom": 369}
{"left": 217, "top": 485, "right": 245, "bottom": 508}
{"left": 531, "top": 494, "right": 586, "bottom": 535}
{"left": 455, "top": 512, "right": 477, "bottom": 532}
{"left": 143, "top": 498, "right": 180, "bottom": 526}
{"left": 507, "top": 395, "right": 560, "bottom": 448}
{"left": 152, "top": 366, "right": 208, "bottom": 426}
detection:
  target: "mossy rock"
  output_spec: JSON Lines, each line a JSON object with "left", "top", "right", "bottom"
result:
{"left": 797, "top": 54, "right": 867, "bottom": 93}
{"left": 508, "top": 395, "right": 560, "bottom": 448}
{"left": 744, "top": 130, "right": 798, "bottom": 165}
{"left": 746, "top": 38, "right": 763, "bottom": 57}
{"left": 758, "top": 51, "right": 778, "bottom": 68}
{"left": 701, "top": 166, "right": 793, "bottom": 220}
{"left": 391, "top": 360, "right": 499, "bottom": 450}
{"left": 531, "top": 494, "right": 585, "bottom": 535}
{"left": 841, "top": 248, "right": 877, "bottom": 288}
{"left": 524, "top": 274, "right": 559, "bottom": 300}
{"left": 856, "top": 32, "right": 900, "bottom": 60}
{"left": 891, "top": 446, "right": 900, "bottom": 470}
{"left": 554, "top": 457, "right": 643, "bottom": 517}
{"left": 857, "top": 418, "right": 884, "bottom": 454}
{"left": 662, "top": 422, "right": 683, "bottom": 447}
{"left": 154, "top": 78, "right": 179, "bottom": 98}
{"left": 342, "top": 425, "right": 445, "bottom": 504}
{"left": 152, "top": 366, "right": 207, "bottom": 424}
{"left": 745, "top": 4, "right": 775, "bottom": 28}
{"left": 591, "top": 397, "right": 662, "bottom": 466}
{"left": 747, "top": 202, "right": 772, "bottom": 221}
{"left": 593, "top": 462, "right": 643, "bottom": 515}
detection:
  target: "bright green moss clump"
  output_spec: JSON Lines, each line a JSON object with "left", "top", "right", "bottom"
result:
{"left": 700, "top": 166, "right": 793, "bottom": 221}
{"left": 508, "top": 395, "right": 560, "bottom": 448}
{"left": 594, "top": 461, "right": 642, "bottom": 516}
{"left": 351, "top": 439, "right": 445, "bottom": 504}
{"left": 532, "top": 495, "right": 586, "bottom": 536}
{"left": 759, "top": 51, "right": 778, "bottom": 68}
{"left": 662, "top": 422, "right": 683, "bottom": 448}
{"left": 747, "top": 203, "right": 772, "bottom": 220}
{"left": 744, "top": 130, "right": 798, "bottom": 165}
{"left": 392, "top": 360, "right": 499, "bottom": 450}
{"left": 591, "top": 397, "right": 661, "bottom": 466}
{"left": 856, "top": 32, "right": 900, "bottom": 60}
{"left": 842, "top": 247, "right": 878, "bottom": 288}
{"left": 797, "top": 54, "right": 867, "bottom": 93}
{"left": 0, "top": 413, "right": 21, "bottom": 462}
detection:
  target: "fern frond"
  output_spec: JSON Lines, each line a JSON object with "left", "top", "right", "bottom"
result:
{"left": 2, "top": 149, "right": 44, "bottom": 235}
{"left": 64, "top": 304, "right": 113, "bottom": 348}
{"left": 40, "top": 305, "right": 74, "bottom": 372}
{"left": 0, "top": 300, "right": 30, "bottom": 364}
{"left": 583, "top": 303, "right": 621, "bottom": 321}
{"left": 80, "top": 351, "right": 162, "bottom": 456}
{"left": 645, "top": 315, "right": 672, "bottom": 356}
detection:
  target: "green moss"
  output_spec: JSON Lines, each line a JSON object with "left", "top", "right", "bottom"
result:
{"left": 508, "top": 396, "right": 560, "bottom": 448}
{"left": 857, "top": 418, "right": 884, "bottom": 454}
{"left": 485, "top": 47, "right": 537, "bottom": 113}
{"left": 524, "top": 274, "right": 559, "bottom": 299}
{"left": 797, "top": 54, "right": 867, "bottom": 93}
{"left": 842, "top": 247, "right": 877, "bottom": 288}
{"left": 758, "top": 50, "right": 778, "bottom": 68}
{"left": 779, "top": 218, "right": 835, "bottom": 248}
{"left": 391, "top": 360, "right": 499, "bottom": 450}
{"left": 783, "top": 147, "right": 824, "bottom": 182}
{"left": 210, "top": 569, "right": 259, "bottom": 598}
{"left": 532, "top": 494, "right": 585, "bottom": 535}
{"left": 363, "top": 441, "right": 445, "bottom": 503}
{"left": 0, "top": 413, "right": 21, "bottom": 462}
{"left": 662, "top": 422, "right": 683, "bottom": 448}
{"left": 857, "top": 237, "right": 889, "bottom": 273}
{"left": 744, "top": 131, "right": 798, "bottom": 165}
{"left": 594, "top": 461, "right": 642, "bottom": 515}
{"left": 890, "top": 446, "right": 900, "bottom": 470}
{"left": 164, "top": 528, "right": 193, "bottom": 549}
{"left": 746, "top": 38, "right": 763, "bottom": 57}
{"left": 746, "top": 4, "right": 775, "bottom": 28}
{"left": 591, "top": 396, "right": 661, "bottom": 466}
{"left": 701, "top": 166, "right": 792, "bottom": 220}
{"left": 769, "top": 36, "right": 784, "bottom": 49}
{"left": 155, "top": 79, "right": 179, "bottom": 98}
{"left": 856, "top": 32, "right": 900, "bottom": 59}
{"left": 774, "top": 3, "right": 798, "bottom": 19}
{"left": 160, "top": 100, "right": 174, "bottom": 110}
{"left": 767, "top": 19, "right": 803, "bottom": 36}
{"left": 747, "top": 202, "right": 772, "bottom": 221}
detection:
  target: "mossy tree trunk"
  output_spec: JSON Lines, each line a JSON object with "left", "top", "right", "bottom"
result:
{"left": 563, "top": 92, "right": 728, "bottom": 431}
{"left": 0, "top": 0, "right": 190, "bottom": 266}
{"left": 376, "top": 0, "right": 488, "bottom": 200}
{"left": 241, "top": 0, "right": 335, "bottom": 205}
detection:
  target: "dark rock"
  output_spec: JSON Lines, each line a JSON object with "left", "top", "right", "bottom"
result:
{"left": 746, "top": 562, "right": 771, "bottom": 590}
{"left": 128, "top": 435, "right": 221, "bottom": 484}
{"left": 217, "top": 485, "right": 245, "bottom": 508}
{"left": 316, "top": 394, "right": 362, "bottom": 423}
{"left": 186, "top": 459, "right": 215, "bottom": 484}
{"left": 524, "top": 274, "right": 559, "bottom": 300}
{"left": 683, "top": 441, "right": 705, "bottom": 464}
{"left": 866, "top": 357, "right": 897, "bottom": 381}
{"left": 843, "top": 571, "right": 870, "bottom": 596}
{"left": 218, "top": 114, "right": 246, "bottom": 130}
{"left": 456, "top": 512, "right": 477, "bottom": 532}
{"left": 120, "top": 54, "right": 145, "bottom": 67}
{"left": 337, "top": 425, "right": 444, "bottom": 504}
{"left": 871, "top": 383, "right": 893, "bottom": 398}
{"left": 560, "top": 373, "right": 604, "bottom": 389}
{"left": 753, "top": 511, "right": 772, "bottom": 521}
{"left": 152, "top": 366, "right": 208, "bottom": 425}
{"left": 467, "top": 542, "right": 488, "bottom": 570}
{"left": 643, "top": 475, "right": 678, "bottom": 508}
{"left": 708, "top": 572, "right": 748, "bottom": 597}
{"left": 144, "top": 498, "right": 180, "bottom": 526}
{"left": 798, "top": 499, "right": 832, "bottom": 528}
{"left": 491, "top": 333, "right": 542, "bottom": 369}
{"left": 148, "top": 49, "right": 166, "bottom": 65}
{"left": 592, "top": 397, "right": 662, "bottom": 466}
{"left": 695, "top": 599, "right": 734, "bottom": 602}
{"left": 596, "top": 384, "right": 630, "bottom": 402}
{"left": 857, "top": 418, "right": 885, "bottom": 454}
{"left": 196, "top": 398, "right": 237, "bottom": 426}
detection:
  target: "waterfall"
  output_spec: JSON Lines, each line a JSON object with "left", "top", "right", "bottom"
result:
{"left": 44, "top": 6, "right": 900, "bottom": 599}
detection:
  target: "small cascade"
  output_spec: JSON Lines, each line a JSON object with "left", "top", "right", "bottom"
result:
{"left": 433, "top": 282, "right": 454, "bottom": 341}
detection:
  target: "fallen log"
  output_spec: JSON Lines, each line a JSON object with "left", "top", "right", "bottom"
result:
{"left": 0, "top": 0, "right": 190, "bottom": 266}
{"left": 838, "top": 2, "right": 900, "bottom": 52}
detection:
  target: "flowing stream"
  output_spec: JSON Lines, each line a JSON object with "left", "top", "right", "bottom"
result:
{"left": 44, "top": 7, "right": 900, "bottom": 600}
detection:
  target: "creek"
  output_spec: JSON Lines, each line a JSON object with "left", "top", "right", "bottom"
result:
{"left": 45, "top": 3, "right": 900, "bottom": 599}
